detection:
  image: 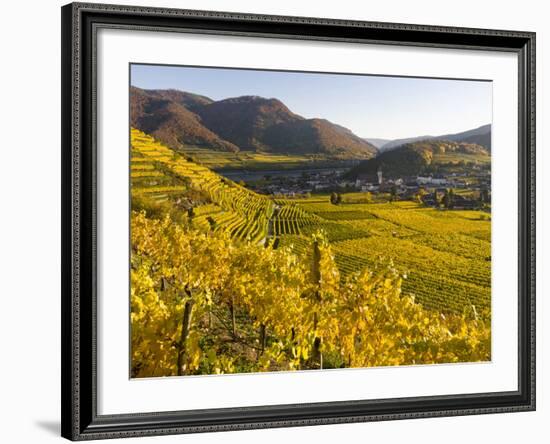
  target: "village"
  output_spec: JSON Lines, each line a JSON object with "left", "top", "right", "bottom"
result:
{"left": 244, "top": 165, "right": 491, "bottom": 210}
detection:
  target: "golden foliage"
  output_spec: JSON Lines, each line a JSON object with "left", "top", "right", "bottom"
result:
{"left": 131, "top": 211, "right": 490, "bottom": 378}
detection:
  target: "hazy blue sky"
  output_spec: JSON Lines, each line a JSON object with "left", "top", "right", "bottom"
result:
{"left": 131, "top": 64, "right": 492, "bottom": 140}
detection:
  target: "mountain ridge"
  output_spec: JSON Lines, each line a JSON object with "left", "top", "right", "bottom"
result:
{"left": 130, "top": 87, "right": 377, "bottom": 159}
{"left": 363, "top": 138, "right": 391, "bottom": 149}
{"left": 378, "top": 124, "right": 491, "bottom": 152}
{"left": 130, "top": 86, "right": 240, "bottom": 152}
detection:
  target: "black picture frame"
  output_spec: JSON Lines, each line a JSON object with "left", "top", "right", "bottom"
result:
{"left": 61, "top": 2, "right": 536, "bottom": 440}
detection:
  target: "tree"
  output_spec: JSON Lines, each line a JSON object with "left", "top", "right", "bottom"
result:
{"left": 479, "top": 189, "right": 490, "bottom": 204}
{"left": 415, "top": 188, "right": 427, "bottom": 204}
{"left": 442, "top": 188, "right": 455, "bottom": 209}
{"left": 330, "top": 192, "right": 342, "bottom": 205}
{"left": 448, "top": 189, "right": 455, "bottom": 209}
{"left": 187, "top": 207, "right": 195, "bottom": 226}
{"left": 390, "top": 185, "right": 398, "bottom": 202}
{"left": 433, "top": 188, "right": 439, "bottom": 205}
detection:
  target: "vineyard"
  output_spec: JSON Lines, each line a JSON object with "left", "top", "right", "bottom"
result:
{"left": 175, "top": 145, "right": 321, "bottom": 170}
{"left": 270, "top": 199, "right": 491, "bottom": 314}
{"left": 130, "top": 128, "right": 491, "bottom": 377}
{"left": 132, "top": 211, "right": 491, "bottom": 377}
{"left": 131, "top": 129, "right": 376, "bottom": 244}
{"left": 131, "top": 129, "right": 491, "bottom": 316}
{"left": 131, "top": 129, "right": 275, "bottom": 244}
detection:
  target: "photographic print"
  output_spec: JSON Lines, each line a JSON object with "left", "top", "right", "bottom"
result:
{"left": 129, "top": 64, "right": 492, "bottom": 378}
{"left": 61, "top": 5, "right": 536, "bottom": 438}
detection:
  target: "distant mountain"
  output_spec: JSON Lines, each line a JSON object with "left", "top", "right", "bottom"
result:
{"left": 380, "top": 135, "right": 434, "bottom": 151}
{"left": 363, "top": 138, "right": 389, "bottom": 149}
{"left": 436, "top": 124, "right": 492, "bottom": 151}
{"left": 130, "top": 87, "right": 377, "bottom": 159}
{"left": 346, "top": 140, "right": 490, "bottom": 179}
{"left": 379, "top": 124, "right": 491, "bottom": 152}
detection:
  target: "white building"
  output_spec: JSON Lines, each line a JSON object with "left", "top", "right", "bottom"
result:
{"left": 416, "top": 176, "right": 447, "bottom": 186}
{"left": 416, "top": 176, "right": 432, "bottom": 185}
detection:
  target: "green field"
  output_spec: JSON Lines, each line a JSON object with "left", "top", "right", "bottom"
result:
{"left": 131, "top": 128, "right": 491, "bottom": 316}
{"left": 174, "top": 145, "right": 341, "bottom": 171}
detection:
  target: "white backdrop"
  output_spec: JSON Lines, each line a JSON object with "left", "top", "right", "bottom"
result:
{"left": 0, "top": 0, "right": 545, "bottom": 443}
{"left": 98, "top": 29, "right": 518, "bottom": 415}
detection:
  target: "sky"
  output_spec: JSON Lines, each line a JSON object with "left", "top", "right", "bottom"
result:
{"left": 131, "top": 64, "right": 492, "bottom": 141}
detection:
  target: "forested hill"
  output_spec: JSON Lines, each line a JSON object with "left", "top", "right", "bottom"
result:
{"left": 130, "top": 86, "right": 377, "bottom": 160}
{"left": 346, "top": 140, "right": 490, "bottom": 178}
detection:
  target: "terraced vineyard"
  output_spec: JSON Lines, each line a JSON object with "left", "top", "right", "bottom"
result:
{"left": 131, "top": 128, "right": 491, "bottom": 316}
{"left": 270, "top": 201, "right": 320, "bottom": 236}
{"left": 131, "top": 129, "right": 274, "bottom": 244}
{"left": 130, "top": 138, "right": 187, "bottom": 204}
